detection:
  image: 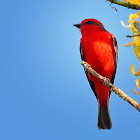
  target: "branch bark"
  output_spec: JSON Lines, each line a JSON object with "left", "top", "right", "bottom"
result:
{"left": 106, "top": 0, "right": 140, "bottom": 10}
{"left": 81, "top": 61, "right": 140, "bottom": 112}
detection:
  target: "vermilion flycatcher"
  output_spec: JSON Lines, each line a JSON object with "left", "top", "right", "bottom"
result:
{"left": 74, "top": 19, "right": 118, "bottom": 129}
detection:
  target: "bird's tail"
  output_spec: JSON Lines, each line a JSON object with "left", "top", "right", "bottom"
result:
{"left": 97, "top": 103, "right": 112, "bottom": 129}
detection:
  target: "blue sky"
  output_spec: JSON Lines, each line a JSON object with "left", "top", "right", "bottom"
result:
{"left": 0, "top": 0, "right": 140, "bottom": 140}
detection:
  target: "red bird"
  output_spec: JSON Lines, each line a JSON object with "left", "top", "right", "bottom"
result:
{"left": 74, "top": 19, "right": 118, "bottom": 129}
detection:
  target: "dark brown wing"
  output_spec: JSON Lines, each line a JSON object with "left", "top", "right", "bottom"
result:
{"left": 109, "top": 35, "right": 118, "bottom": 96}
{"left": 80, "top": 45, "right": 97, "bottom": 98}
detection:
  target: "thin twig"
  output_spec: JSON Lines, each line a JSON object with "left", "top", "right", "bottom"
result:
{"left": 126, "top": 34, "right": 140, "bottom": 38}
{"left": 81, "top": 61, "right": 140, "bottom": 112}
{"left": 106, "top": 0, "right": 140, "bottom": 10}
{"left": 110, "top": 2, "right": 118, "bottom": 11}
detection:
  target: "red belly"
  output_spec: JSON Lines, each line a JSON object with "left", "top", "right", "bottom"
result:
{"left": 81, "top": 34, "right": 115, "bottom": 106}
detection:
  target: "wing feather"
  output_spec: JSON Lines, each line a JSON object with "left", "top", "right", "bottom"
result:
{"left": 80, "top": 45, "right": 97, "bottom": 98}
{"left": 109, "top": 35, "right": 118, "bottom": 96}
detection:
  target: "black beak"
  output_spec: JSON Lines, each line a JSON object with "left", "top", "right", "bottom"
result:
{"left": 73, "top": 24, "right": 82, "bottom": 28}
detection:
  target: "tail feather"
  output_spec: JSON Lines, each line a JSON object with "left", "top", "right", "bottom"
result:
{"left": 97, "top": 103, "right": 112, "bottom": 129}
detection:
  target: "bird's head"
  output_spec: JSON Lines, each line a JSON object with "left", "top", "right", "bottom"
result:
{"left": 73, "top": 18, "right": 105, "bottom": 35}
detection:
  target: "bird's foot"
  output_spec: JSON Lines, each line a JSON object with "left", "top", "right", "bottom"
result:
{"left": 102, "top": 77, "right": 113, "bottom": 91}
{"left": 102, "top": 77, "right": 110, "bottom": 86}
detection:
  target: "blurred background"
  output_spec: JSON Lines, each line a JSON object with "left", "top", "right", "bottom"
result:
{"left": 0, "top": 0, "right": 140, "bottom": 139}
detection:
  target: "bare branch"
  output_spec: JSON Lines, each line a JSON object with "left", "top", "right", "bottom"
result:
{"left": 81, "top": 61, "right": 140, "bottom": 112}
{"left": 126, "top": 34, "right": 140, "bottom": 38}
{"left": 106, "top": 0, "right": 140, "bottom": 10}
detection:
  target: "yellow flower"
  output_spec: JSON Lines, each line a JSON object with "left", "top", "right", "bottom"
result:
{"left": 134, "top": 35, "right": 140, "bottom": 61}
{"left": 131, "top": 65, "right": 140, "bottom": 94}
{"left": 131, "top": 64, "right": 140, "bottom": 76}
{"left": 120, "top": 11, "right": 140, "bottom": 61}
{"left": 124, "top": 0, "right": 140, "bottom": 5}
{"left": 136, "top": 78, "right": 140, "bottom": 88}
{"left": 121, "top": 11, "right": 140, "bottom": 35}
{"left": 121, "top": 11, "right": 140, "bottom": 94}
{"left": 132, "top": 89, "right": 140, "bottom": 95}
{"left": 132, "top": 78, "right": 140, "bottom": 94}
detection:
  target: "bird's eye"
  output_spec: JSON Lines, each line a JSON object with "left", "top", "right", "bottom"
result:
{"left": 85, "top": 21, "right": 94, "bottom": 24}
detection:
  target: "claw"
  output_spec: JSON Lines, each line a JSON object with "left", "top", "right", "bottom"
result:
{"left": 102, "top": 77, "right": 113, "bottom": 90}
{"left": 102, "top": 77, "right": 110, "bottom": 86}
